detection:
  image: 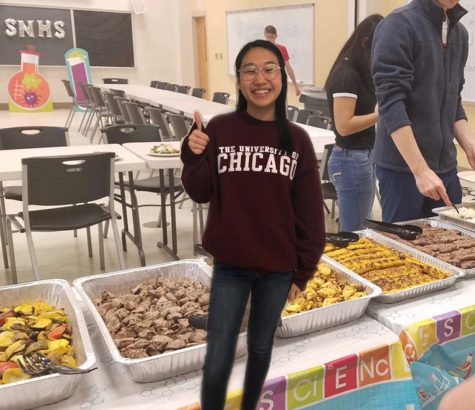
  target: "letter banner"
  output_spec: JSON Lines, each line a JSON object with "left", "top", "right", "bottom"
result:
{"left": 224, "top": 341, "right": 420, "bottom": 409}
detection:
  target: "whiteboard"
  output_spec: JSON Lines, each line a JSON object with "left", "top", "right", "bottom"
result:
{"left": 226, "top": 4, "right": 314, "bottom": 84}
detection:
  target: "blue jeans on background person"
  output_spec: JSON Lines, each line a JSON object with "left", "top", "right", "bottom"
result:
{"left": 201, "top": 261, "right": 293, "bottom": 410}
{"left": 375, "top": 166, "right": 462, "bottom": 223}
{"left": 328, "top": 147, "right": 375, "bottom": 232}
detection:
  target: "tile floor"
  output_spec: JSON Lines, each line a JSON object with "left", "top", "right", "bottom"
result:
{"left": 0, "top": 109, "right": 363, "bottom": 286}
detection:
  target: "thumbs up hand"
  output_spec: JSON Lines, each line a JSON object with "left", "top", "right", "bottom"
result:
{"left": 188, "top": 111, "right": 209, "bottom": 155}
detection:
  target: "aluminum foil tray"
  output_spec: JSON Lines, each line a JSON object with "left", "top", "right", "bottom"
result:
{"left": 384, "top": 218, "right": 475, "bottom": 278}
{"left": 326, "top": 230, "right": 461, "bottom": 304}
{"left": 0, "top": 279, "right": 95, "bottom": 410}
{"left": 74, "top": 259, "right": 247, "bottom": 383}
{"left": 276, "top": 255, "right": 382, "bottom": 338}
{"left": 433, "top": 204, "right": 475, "bottom": 232}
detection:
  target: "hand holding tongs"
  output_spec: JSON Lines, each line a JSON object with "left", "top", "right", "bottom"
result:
{"left": 364, "top": 219, "right": 422, "bottom": 240}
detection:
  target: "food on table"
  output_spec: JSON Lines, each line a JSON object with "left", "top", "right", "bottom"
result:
{"left": 380, "top": 224, "right": 475, "bottom": 269}
{"left": 283, "top": 263, "right": 366, "bottom": 316}
{"left": 94, "top": 277, "right": 210, "bottom": 359}
{"left": 150, "top": 144, "right": 180, "bottom": 155}
{"left": 0, "top": 301, "right": 75, "bottom": 385}
{"left": 325, "top": 238, "right": 450, "bottom": 293}
{"left": 442, "top": 206, "right": 475, "bottom": 221}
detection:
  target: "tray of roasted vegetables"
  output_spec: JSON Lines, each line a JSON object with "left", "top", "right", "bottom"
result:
{"left": 0, "top": 279, "right": 94, "bottom": 410}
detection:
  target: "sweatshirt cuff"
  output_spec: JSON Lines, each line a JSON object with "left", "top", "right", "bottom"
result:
{"left": 292, "top": 270, "right": 313, "bottom": 291}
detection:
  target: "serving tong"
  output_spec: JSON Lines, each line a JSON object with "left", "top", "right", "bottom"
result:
{"left": 18, "top": 353, "right": 97, "bottom": 376}
{"left": 325, "top": 232, "right": 359, "bottom": 248}
{"left": 364, "top": 219, "right": 422, "bottom": 240}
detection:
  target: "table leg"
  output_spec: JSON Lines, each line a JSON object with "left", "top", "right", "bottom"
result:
{"left": 158, "top": 169, "right": 169, "bottom": 247}
{"left": 0, "top": 181, "right": 9, "bottom": 269}
{"left": 156, "top": 169, "right": 179, "bottom": 260}
{"left": 127, "top": 172, "right": 146, "bottom": 266}
{"left": 168, "top": 169, "right": 178, "bottom": 257}
{"left": 114, "top": 172, "right": 146, "bottom": 266}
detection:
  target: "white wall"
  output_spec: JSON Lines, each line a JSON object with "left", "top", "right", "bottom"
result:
{"left": 0, "top": 0, "right": 183, "bottom": 103}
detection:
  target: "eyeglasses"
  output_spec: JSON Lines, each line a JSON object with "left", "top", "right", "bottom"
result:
{"left": 238, "top": 63, "right": 281, "bottom": 81}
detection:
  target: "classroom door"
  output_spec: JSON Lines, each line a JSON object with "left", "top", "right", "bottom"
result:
{"left": 194, "top": 16, "right": 208, "bottom": 98}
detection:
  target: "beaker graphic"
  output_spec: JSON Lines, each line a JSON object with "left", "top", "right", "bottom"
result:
{"left": 8, "top": 48, "right": 52, "bottom": 112}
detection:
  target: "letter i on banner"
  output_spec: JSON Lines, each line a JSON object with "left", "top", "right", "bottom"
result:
{"left": 8, "top": 46, "right": 53, "bottom": 112}
{"left": 64, "top": 48, "right": 92, "bottom": 111}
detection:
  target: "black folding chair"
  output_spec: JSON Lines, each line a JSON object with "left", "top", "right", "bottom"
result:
{"left": 6, "top": 152, "right": 125, "bottom": 282}
{"left": 191, "top": 88, "right": 206, "bottom": 98}
{"left": 0, "top": 127, "right": 69, "bottom": 270}
{"left": 212, "top": 92, "right": 230, "bottom": 104}
{"left": 320, "top": 143, "right": 338, "bottom": 219}
{"left": 103, "top": 78, "right": 128, "bottom": 84}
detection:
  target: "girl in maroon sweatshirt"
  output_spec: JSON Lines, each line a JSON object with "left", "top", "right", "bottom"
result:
{"left": 181, "top": 39, "right": 325, "bottom": 410}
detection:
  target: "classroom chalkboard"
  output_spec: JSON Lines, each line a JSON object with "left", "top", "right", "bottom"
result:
{"left": 0, "top": 5, "right": 134, "bottom": 67}
{"left": 73, "top": 10, "right": 134, "bottom": 67}
{"left": 0, "top": 5, "right": 74, "bottom": 66}
{"left": 226, "top": 4, "right": 314, "bottom": 84}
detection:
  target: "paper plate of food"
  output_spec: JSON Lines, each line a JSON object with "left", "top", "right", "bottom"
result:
{"left": 149, "top": 144, "right": 181, "bottom": 157}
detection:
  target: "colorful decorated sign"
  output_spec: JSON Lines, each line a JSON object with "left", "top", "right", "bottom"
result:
{"left": 7, "top": 47, "right": 53, "bottom": 112}
{"left": 224, "top": 341, "right": 419, "bottom": 410}
{"left": 64, "top": 47, "right": 92, "bottom": 110}
{"left": 398, "top": 306, "right": 475, "bottom": 409}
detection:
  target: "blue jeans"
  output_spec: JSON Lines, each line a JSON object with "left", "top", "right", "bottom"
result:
{"left": 201, "top": 261, "right": 293, "bottom": 410}
{"left": 328, "top": 147, "right": 375, "bottom": 231}
{"left": 375, "top": 166, "right": 462, "bottom": 223}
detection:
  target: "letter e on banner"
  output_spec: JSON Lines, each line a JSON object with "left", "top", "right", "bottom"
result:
{"left": 324, "top": 354, "right": 358, "bottom": 398}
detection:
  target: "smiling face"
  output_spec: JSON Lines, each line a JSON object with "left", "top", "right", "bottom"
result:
{"left": 237, "top": 47, "right": 282, "bottom": 121}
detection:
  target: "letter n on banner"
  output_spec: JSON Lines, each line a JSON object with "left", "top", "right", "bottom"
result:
{"left": 358, "top": 345, "right": 391, "bottom": 387}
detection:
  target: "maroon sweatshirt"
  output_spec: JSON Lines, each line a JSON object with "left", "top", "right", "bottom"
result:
{"left": 181, "top": 110, "right": 326, "bottom": 290}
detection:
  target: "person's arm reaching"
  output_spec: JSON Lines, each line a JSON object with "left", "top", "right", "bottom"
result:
{"left": 390, "top": 126, "right": 451, "bottom": 205}
{"left": 333, "top": 97, "right": 378, "bottom": 136}
{"left": 455, "top": 119, "right": 475, "bottom": 170}
{"left": 285, "top": 61, "right": 300, "bottom": 97}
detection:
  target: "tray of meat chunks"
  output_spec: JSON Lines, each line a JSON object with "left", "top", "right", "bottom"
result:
{"left": 73, "top": 259, "right": 247, "bottom": 383}
{"left": 374, "top": 218, "right": 475, "bottom": 278}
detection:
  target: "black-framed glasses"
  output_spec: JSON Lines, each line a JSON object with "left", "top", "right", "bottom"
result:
{"left": 238, "top": 63, "right": 281, "bottom": 81}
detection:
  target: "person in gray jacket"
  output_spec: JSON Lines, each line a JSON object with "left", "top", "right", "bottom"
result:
{"left": 372, "top": 0, "right": 475, "bottom": 222}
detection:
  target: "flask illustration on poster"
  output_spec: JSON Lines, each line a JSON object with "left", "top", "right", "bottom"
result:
{"left": 64, "top": 48, "right": 92, "bottom": 111}
{"left": 8, "top": 47, "right": 53, "bottom": 112}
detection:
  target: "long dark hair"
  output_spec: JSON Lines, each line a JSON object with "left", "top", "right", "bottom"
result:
{"left": 235, "top": 39, "right": 293, "bottom": 153}
{"left": 324, "top": 14, "right": 383, "bottom": 90}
